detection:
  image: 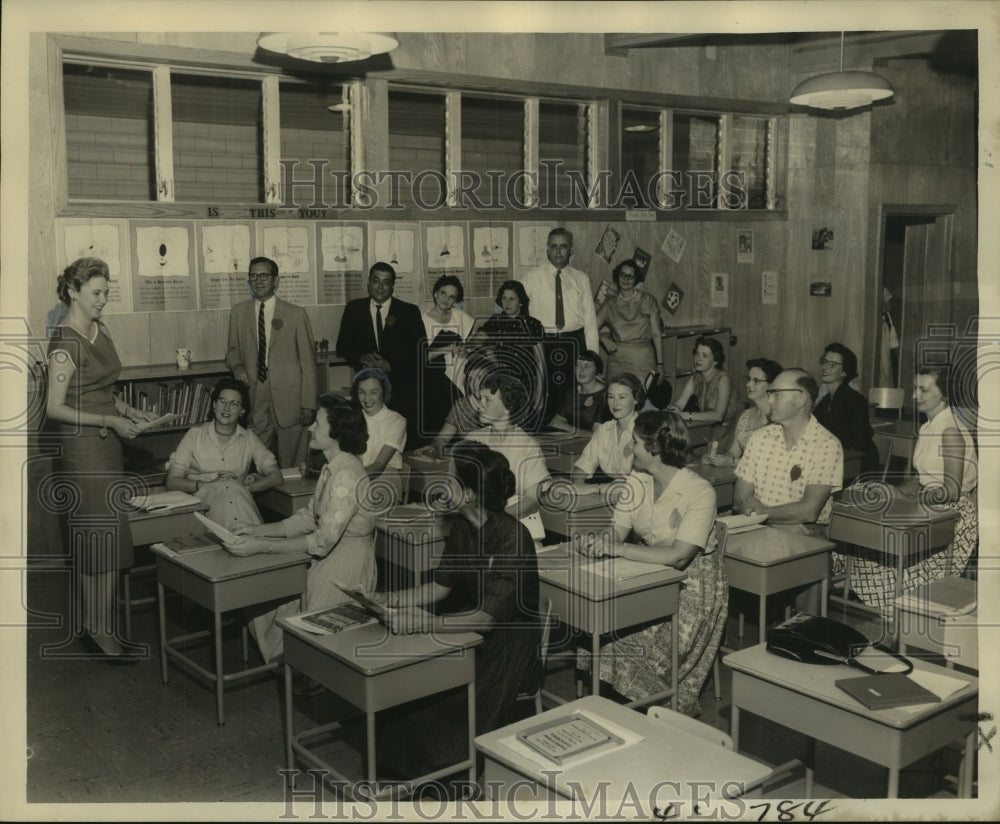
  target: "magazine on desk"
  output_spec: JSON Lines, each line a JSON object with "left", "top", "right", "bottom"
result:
{"left": 129, "top": 489, "right": 202, "bottom": 512}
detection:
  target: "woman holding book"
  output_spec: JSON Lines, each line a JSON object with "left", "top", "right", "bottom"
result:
{"left": 165, "top": 378, "right": 283, "bottom": 531}
{"left": 223, "top": 397, "right": 377, "bottom": 662}
{"left": 46, "top": 257, "right": 162, "bottom": 662}
{"left": 577, "top": 410, "right": 726, "bottom": 716}
{"left": 374, "top": 441, "right": 542, "bottom": 784}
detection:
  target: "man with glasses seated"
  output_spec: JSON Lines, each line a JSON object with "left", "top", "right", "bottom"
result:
{"left": 734, "top": 368, "right": 843, "bottom": 612}
{"left": 226, "top": 256, "right": 317, "bottom": 467}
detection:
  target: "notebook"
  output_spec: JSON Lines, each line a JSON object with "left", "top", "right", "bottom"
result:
{"left": 835, "top": 673, "right": 941, "bottom": 711}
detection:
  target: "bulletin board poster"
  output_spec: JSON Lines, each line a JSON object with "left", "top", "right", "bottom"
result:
{"left": 130, "top": 220, "right": 197, "bottom": 312}
{"left": 424, "top": 223, "right": 468, "bottom": 279}
{"left": 470, "top": 222, "right": 511, "bottom": 298}
{"left": 197, "top": 221, "right": 256, "bottom": 309}
{"left": 257, "top": 222, "right": 316, "bottom": 306}
{"left": 515, "top": 223, "right": 554, "bottom": 277}
{"left": 57, "top": 218, "right": 131, "bottom": 314}
{"left": 370, "top": 222, "right": 423, "bottom": 303}
{"left": 317, "top": 222, "right": 366, "bottom": 304}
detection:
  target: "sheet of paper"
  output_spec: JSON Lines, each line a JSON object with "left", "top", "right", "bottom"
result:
{"left": 194, "top": 511, "right": 238, "bottom": 543}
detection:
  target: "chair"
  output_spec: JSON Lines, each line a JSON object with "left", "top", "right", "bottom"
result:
{"left": 872, "top": 434, "right": 894, "bottom": 481}
{"left": 869, "top": 387, "right": 905, "bottom": 421}
{"left": 516, "top": 596, "right": 553, "bottom": 715}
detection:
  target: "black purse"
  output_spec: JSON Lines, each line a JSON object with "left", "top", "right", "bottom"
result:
{"left": 767, "top": 614, "right": 913, "bottom": 675}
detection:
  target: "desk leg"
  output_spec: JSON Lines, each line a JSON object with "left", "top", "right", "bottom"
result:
{"left": 670, "top": 617, "right": 679, "bottom": 711}
{"left": 591, "top": 633, "right": 601, "bottom": 698}
{"left": 123, "top": 570, "right": 132, "bottom": 640}
{"left": 467, "top": 681, "right": 477, "bottom": 783}
{"left": 365, "top": 711, "right": 377, "bottom": 784}
{"left": 214, "top": 609, "right": 225, "bottom": 727}
{"left": 758, "top": 596, "right": 767, "bottom": 645}
{"left": 961, "top": 730, "right": 975, "bottom": 798}
{"left": 731, "top": 704, "right": 740, "bottom": 751}
{"left": 887, "top": 766, "right": 899, "bottom": 798}
{"left": 820, "top": 575, "right": 829, "bottom": 618}
{"left": 158, "top": 581, "right": 168, "bottom": 684}
{"left": 804, "top": 737, "right": 815, "bottom": 798}
{"left": 285, "top": 664, "right": 294, "bottom": 772}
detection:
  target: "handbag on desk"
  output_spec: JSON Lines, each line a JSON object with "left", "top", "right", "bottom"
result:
{"left": 766, "top": 613, "right": 913, "bottom": 675}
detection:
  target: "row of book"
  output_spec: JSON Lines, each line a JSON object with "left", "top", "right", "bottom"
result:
{"left": 117, "top": 379, "right": 215, "bottom": 429}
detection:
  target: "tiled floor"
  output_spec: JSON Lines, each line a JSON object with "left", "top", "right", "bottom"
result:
{"left": 24, "top": 561, "right": 967, "bottom": 805}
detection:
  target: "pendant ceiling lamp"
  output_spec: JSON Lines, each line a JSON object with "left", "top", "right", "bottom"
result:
{"left": 789, "top": 32, "right": 894, "bottom": 111}
{"left": 258, "top": 32, "right": 399, "bottom": 64}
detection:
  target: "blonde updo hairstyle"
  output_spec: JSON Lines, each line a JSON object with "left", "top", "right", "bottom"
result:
{"left": 58, "top": 257, "right": 110, "bottom": 305}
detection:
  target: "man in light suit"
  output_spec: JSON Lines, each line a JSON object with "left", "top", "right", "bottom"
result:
{"left": 226, "top": 256, "right": 317, "bottom": 467}
{"left": 335, "top": 262, "right": 425, "bottom": 447}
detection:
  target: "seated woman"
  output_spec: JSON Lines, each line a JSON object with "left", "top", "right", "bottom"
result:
{"left": 836, "top": 365, "right": 978, "bottom": 610}
{"left": 668, "top": 336, "right": 732, "bottom": 434}
{"left": 411, "top": 357, "right": 490, "bottom": 459}
{"left": 595, "top": 258, "right": 664, "bottom": 383}
{"left": 702, "top": 358, "right": 782, "bottom": 469}
{"left": 546, "top": 350, "right": 609, "bottom": 434}
{"left": 577, "top": 410, "right": 725, "bottom": 716}
{"left": 466, "top": 373, "right": 551, "bottom": 540}
{"left": 224, "top": 398, "right": 376, "bottom": 662}
{"left": 421, "top": 274, "right": 474, "bottom": 433}
{"left": 352, "top": 368, "right": 408, "bottom": 502}
{"left": 374, "top": 441, "right": 542, "bottom": 783}
{"left": 166, "top": 378, "right": 283, "bottom": 531}
{"left": 569, "top": 372, "right": 645, "bottom": 493}
{"left": 814, "top": 342, "right": 879, "bottom": 475}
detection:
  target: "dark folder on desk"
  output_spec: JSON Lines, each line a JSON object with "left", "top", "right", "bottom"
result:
{"left": 835, "top": 673, "right": 940, "bottom": 710}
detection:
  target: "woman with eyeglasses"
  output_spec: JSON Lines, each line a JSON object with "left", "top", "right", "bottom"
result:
{"left": 814, "top": 342, "right": 879, "bottom": 475}
{"left": 703, "top": 358, "right": 782, "bottom": 468}
{"left": 166, "top": 377, "right": 283, "bottom": 531}
{"left": 595, "top": 259, "right": 664, "bottom": 383}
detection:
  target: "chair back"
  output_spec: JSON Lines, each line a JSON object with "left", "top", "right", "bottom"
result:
{"left": 647, "top": 705, "right": 733, "bottom": 750}
{"left": 870, "top": 387, "right": 905, "bottom": 410}
{"left": 872, "top": 434, "right": 894, "bottom": 481}
{"left": 515, "top": 595, "right": 554, "bottom": 715}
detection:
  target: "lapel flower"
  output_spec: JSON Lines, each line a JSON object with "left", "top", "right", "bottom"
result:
{"left": 790, "top": 464, "right": 802, "bottom": 481}
{"left": 584, "top": 396, "right": 594, "bottom": 407}
{"left": 271, "top": 317, "right": 283, "bottom": 331}
{"left": 385, "top": 315, "right": 397, "bottom": 327}
{"left": 669, "top": 508, "right": 682, "bottom": 529}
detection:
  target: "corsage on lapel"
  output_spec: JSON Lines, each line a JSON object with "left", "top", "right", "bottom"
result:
{"left": 385, "top": 315, "right": 397, "bottom": 328}
{"left": 271, "top": 317, "right": 284, "bottom": 331}
{"left": 790, "top": 464, "right": 802, "bottom": 481}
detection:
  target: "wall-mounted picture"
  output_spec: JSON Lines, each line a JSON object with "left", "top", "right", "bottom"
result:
{"left": 710, "top": 272, "right": 729, "bottom": 308}
{"left": 632, "top": 247, "right": 651, "bottom": 278}
{"left": 662, "top": 282, "right": 685, "bottom": 315}
{"left": 737, "top": 230, "right": 754, "bottom": 263}
{"left": 812, "top": 227, "right": 834, "bottom": 250}
{"left": 810, "top": 281, "right": 833, "bottom": 297}
{"left": 595, "top": 225, "right": 621, "bottom": 263}
{"left": 661, "top": 227, "right": 686, "bottom": 263}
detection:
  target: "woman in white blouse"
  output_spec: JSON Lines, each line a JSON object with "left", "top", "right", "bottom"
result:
{"left": 352, "top": 368, "right": 408, "bottom": 503}
{"left": 421, "top": 275, "right": 474, "bottom": 433}
{"left": 224, "top": 398, "right": 376, "bottom": 662}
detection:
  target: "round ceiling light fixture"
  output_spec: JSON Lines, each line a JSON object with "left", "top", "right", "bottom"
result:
{"left": 789, "top": 32, "right": 894, "bottom": 112}
{"left": 258, "top": 32, "right": 399, "bottom": 64}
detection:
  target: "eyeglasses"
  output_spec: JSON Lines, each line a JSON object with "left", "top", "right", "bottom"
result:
{"left": 248, "top": 273, "right": 276, "bottom": 281}
{"left": 215, "top": 399, "right": 243, "bottom": 408}
{"left": 766, "top": 388, "right": 805, "bottom": 399}
{"left": 744, "top": 376, "right": 767, "bottom": 385}
{"left": 819, "top": 358, "right": 843, "bottom": 368}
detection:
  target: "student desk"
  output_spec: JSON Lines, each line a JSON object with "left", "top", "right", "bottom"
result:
{"left": 536, "top": 544, "right": 687, "bottom": 709}
{"left": 152, "top": 544, "right": 310, "bottom": 726}
{"left": 402, "top": 453, "right": 451, "bottom": 500}
{"left": 256, "top": 476, "right": 317, "bottom": 518}
{"left": 723, "top": 526, "right": 835, "bottom": 641}
{"left": 476, "top": 695, "right": 772, "bottom": 803}
{"left": 536, "top": 432, "right": 593, "bottom": 475}
{"left": 688, "top": 463, "right": 736, "bottom": 509}
{"left": 537, "top": 490, "right": 615, "bottom": 539}
{"left": 125, "top": 494, "right": 209, "bottom": 639}
{"left": 280, "top": 618, "right": 482, "bottom": 795}
{"left": 725, "top": 644, "right": 978, "bottom": 798}
{"left": 869, "top": 420, "right": 919, "bottom": 470}
{"left": 843, "top": 448, "right": 864, "bottom": 483}
{"left": 895, "top": 577, "right": 978, "bottom": 671}
{"left": 374, "top": 505, "right": 452, "bottom": 590}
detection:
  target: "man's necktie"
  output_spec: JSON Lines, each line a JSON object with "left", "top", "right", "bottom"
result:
{"left": 554, "top": 269, "right": 565, "bottom": 330}
{"left": 256, "top": 302, "right": 268, "bottom": 383}
{"left": 375, "top": 303, "right": 384, "bottom": 353}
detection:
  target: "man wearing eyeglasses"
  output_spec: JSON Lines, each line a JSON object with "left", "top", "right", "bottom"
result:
{"left": 734, "top": 368, "right": 843, "bottom": 530}
{"left": 226, "top": 256, "right": 317, "bottom": 468}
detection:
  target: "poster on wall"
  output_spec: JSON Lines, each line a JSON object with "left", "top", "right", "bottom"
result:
{"left": 258, "top": 222, "right": 316, "bottom": 305}
{"left": 470, "top": 223, "right": 511, "bottom": 298}
{"left": 317, "top": 223, "right": 366, "bottom": 304}
{"left": 737, "top": 229, "right": 754, "bottom": 264}
{"left": 516, "top": 224, "right": 553, "bottom": 273}
{"left": 197, "top": 221, "right": 255, "bottom": 310}
{"left": 761, "top": 270, "right": 778, "bottom": 305}
{"left": 661, "top": 227, "right": 686, "bottom": 263}
{"left": 424, "top": 224, "right": 467, "bottom": 277}
{"left": 710, "top": 273, "right": 729, "bottom": 308}
{"left": 130, "top": 221, "right": 197, "bottom": 312}
{"left": 371, "top": 223, "right": 421, "bottom": 302}
{"left": 58, "top": 219, "right": 131, "bottom": 314}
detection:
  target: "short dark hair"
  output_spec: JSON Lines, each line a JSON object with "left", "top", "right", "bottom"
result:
{"left": 784, "top": 368, "right": 820, "bottom": 404}
{"left": 548, "top": 227, "right": 573, "bottom": 246}
{"left": 917, "top": 365, "right": 951, "bottom": 403}
{"left": 370, "top": 261, "right": 396, "bottom": 281}
{"left": 352, "top": 368, "right": 393, "bottom": 406}
{"left": 319, "top": 398, "right": 368, "bottom": 455}
{"left": 693, "top": 336, "right": 726, "bottom": 369}
{"left": 58, "top": 257, "right": 109, "bottom": 305}
{"left": 607, "top": 372, "right": 646, "bottom": 409}
{"left": 207, "top": 377, "right": 251, "bottom": 427}
{"left": 746, "top": 357, "right": 783, "bottom": 383}
{"left": 495, "top": 280, "right": 531, "bottom": 316}
{"left": 248, "top": 256, "right": 278, "bottom": 277}
{"left": 450, "top": 440, "right": 516, "bottom": 514}
{"left": 823, "top": 342, "right": 859, "bottom": 381}
{"left": 633, "top": 409, "right": 689, "bottom": 469}
{"left": 612, "top": 259, "right": 645, "bottom": 286}
{"left": 432, "top": 274, "right": 465, "bottom": 303}
{"left": 481, "top": 373, "right": 528, "bottom": 418}
{"left": 578, "top": 349, "right": 604, "bottom": 375}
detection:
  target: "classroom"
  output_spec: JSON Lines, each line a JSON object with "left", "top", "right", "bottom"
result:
{"left": 5, "top": 3, "right": 996, "bottom": 820}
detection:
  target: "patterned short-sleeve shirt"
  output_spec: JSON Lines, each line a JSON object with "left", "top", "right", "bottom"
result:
{"left": 735, "top": 416, "right": 843, "bottom": 524}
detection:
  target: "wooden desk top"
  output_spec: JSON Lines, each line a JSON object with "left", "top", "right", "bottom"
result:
{"left": 126, "top": 499, "right": 208, "bottom": 523}
{"left": 724, "top": 644, "right": 977, "bottom": 730}
{"left": 536, "top": 543, "right": 686, "bottom": 601}
{"left": 267, "top": 477, "right": 318, "bottom": 497}
{"left": 277, "top": 617, "right": 481, "bottom": 675}
{"left": 150, "top": 544, "right": 310, "bottom": 582}
{"left": 476, "top": 695, "right": 772, "bottom": 800}
{"left": 724, "top": 525, "right": 834, "bottom": 567}
{"left": 375, "top": 504, "right": 452, "bottom": 539}
{"left": 688, "top": 462, "right": 736, "bottom": 487}
{"left": 831, "top": 490, "right": 960, "bottom": 525}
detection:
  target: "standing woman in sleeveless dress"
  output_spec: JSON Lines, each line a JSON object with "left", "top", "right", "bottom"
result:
{"left": 46, "top": 258, "right": 160, "bottom": 661}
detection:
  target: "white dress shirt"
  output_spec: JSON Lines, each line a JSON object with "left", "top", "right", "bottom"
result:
{"left": 521, "top": 263, "right": 599, "bottom": 351}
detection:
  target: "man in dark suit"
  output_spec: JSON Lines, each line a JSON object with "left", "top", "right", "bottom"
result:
{"left": 226, "top": 256, "right": 317, "bottom": 467}
{"left": 335, "top": 262, "right": 425, "bottom": 447}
